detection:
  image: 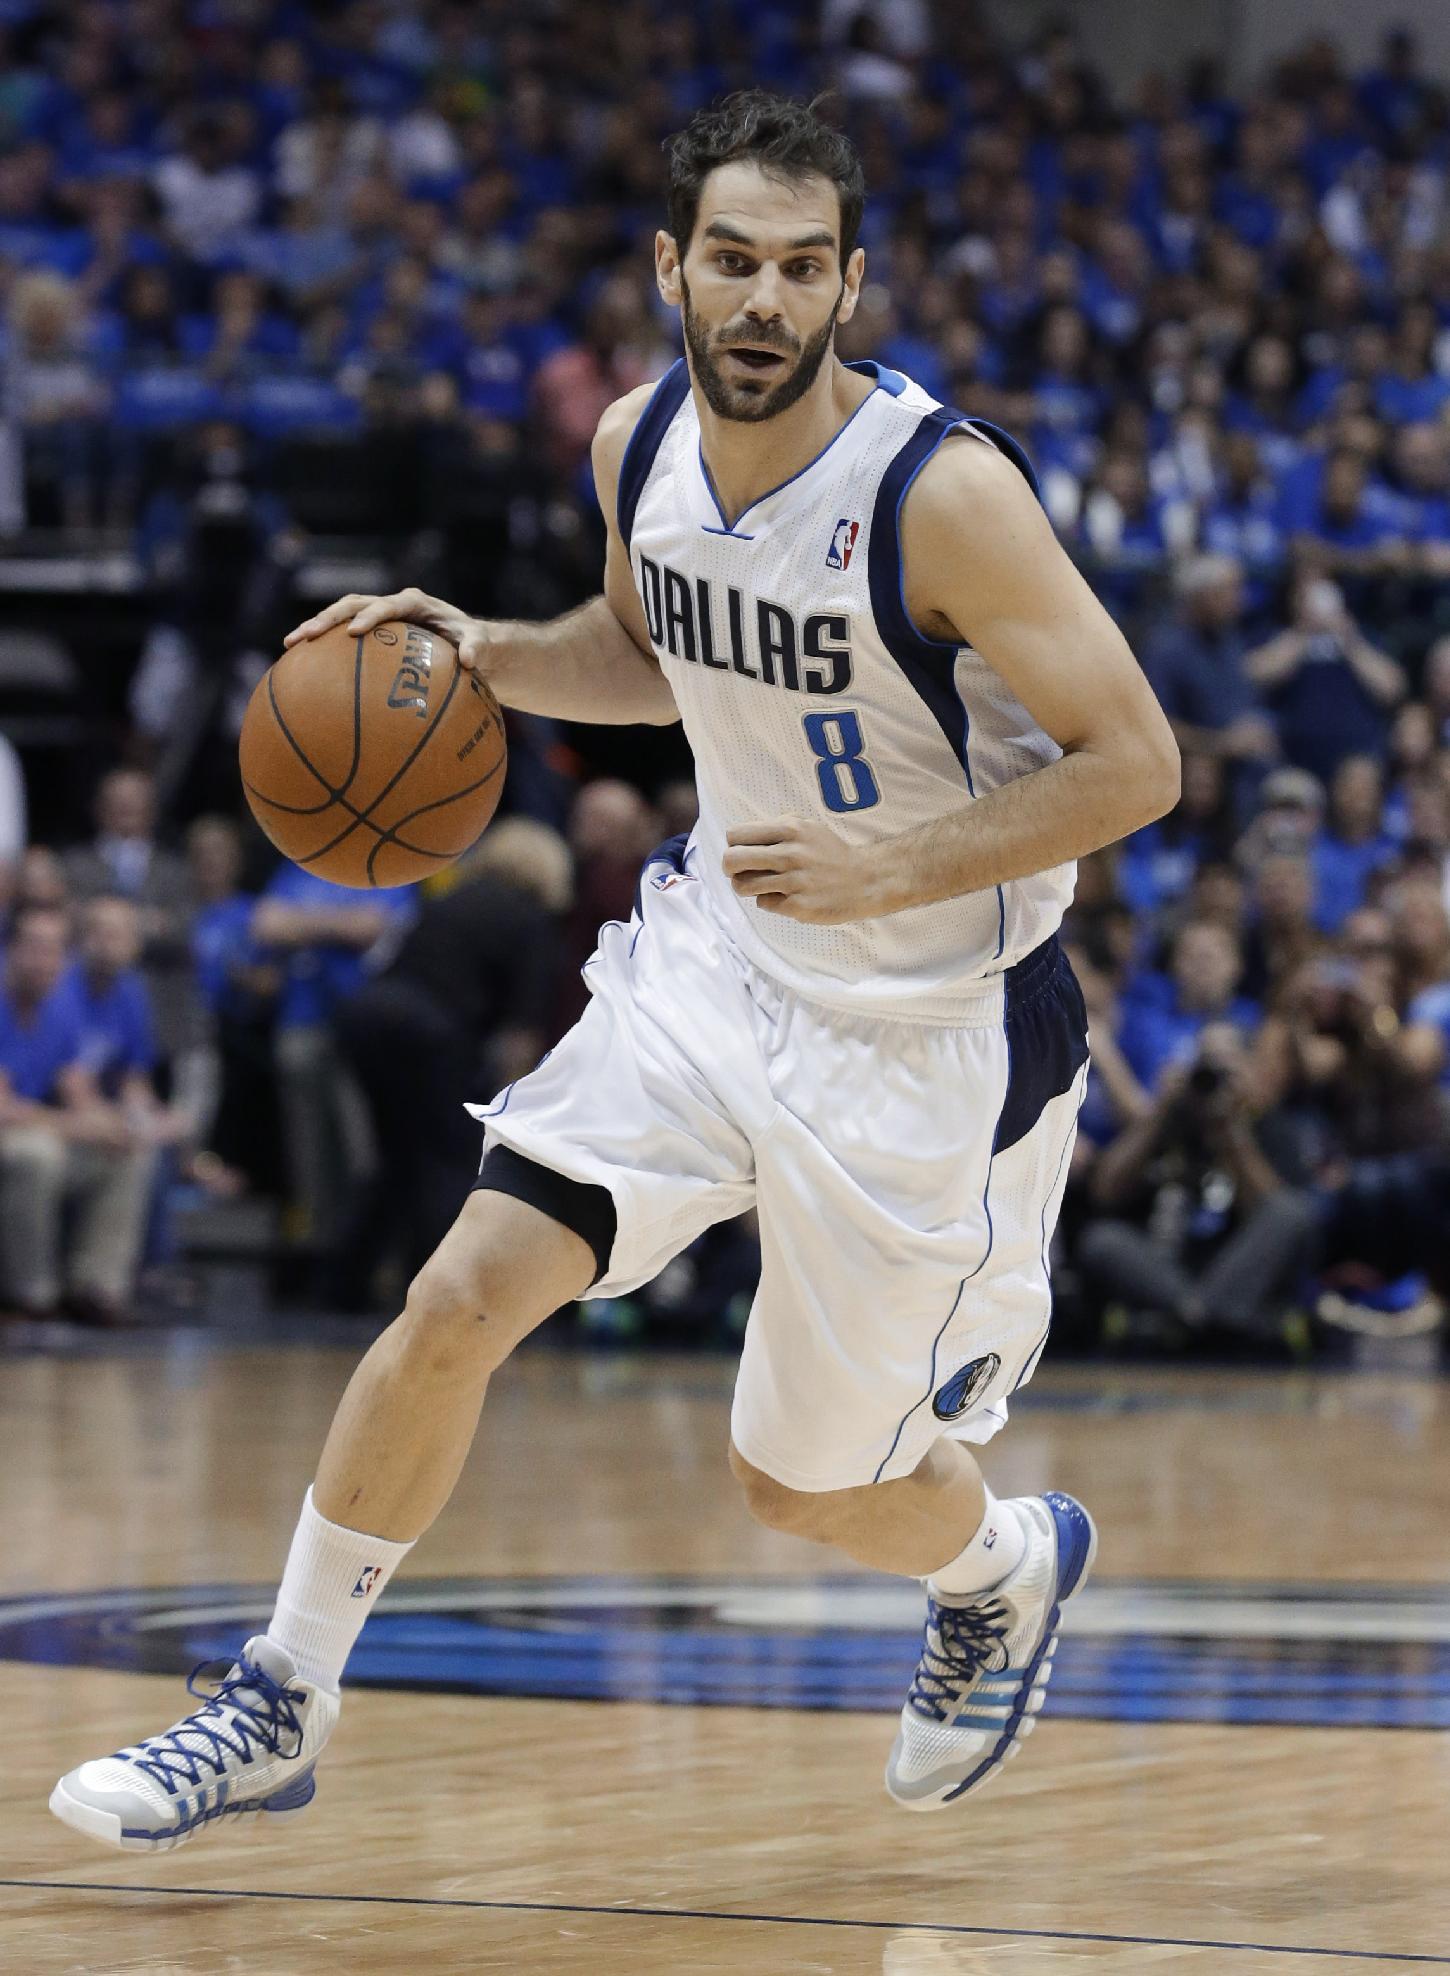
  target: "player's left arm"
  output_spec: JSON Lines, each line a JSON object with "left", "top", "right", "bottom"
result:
{"left": 725, "top": 438, "right": 1180, "bottom": 923}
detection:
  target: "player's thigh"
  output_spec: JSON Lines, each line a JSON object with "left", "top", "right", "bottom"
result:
{"left": 404, "top": 1186, "right": 596, "bottom": 1363}
{"left": 733, "top": 1074, "right": 1085, "bottom": 1491}
{"left": 732, "top": 945, "right": 1088, "bottom": 1492}
{"left": 468, "top": 862, "right": 764, "bottom": 1297}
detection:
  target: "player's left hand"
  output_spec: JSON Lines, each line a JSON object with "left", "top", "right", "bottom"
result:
{"left": 723, "top": 817, "right": 898, "bottom": 923}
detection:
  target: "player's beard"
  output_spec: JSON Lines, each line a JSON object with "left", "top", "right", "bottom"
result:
{"left": 681, "top": 276, "right": 841, "bottom": 423}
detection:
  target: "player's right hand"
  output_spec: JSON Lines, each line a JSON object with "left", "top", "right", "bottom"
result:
{"left": 284, "top": 589, "right": 491, "bottom": 675}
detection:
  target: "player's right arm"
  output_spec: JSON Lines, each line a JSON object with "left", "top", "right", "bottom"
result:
{"left": 284, "top": 385, "right": 680, "bottom": 727}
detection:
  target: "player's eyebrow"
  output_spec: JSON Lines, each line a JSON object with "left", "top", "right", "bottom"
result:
{"left": 701, "top": 221, "right": 837, "bottom": 252}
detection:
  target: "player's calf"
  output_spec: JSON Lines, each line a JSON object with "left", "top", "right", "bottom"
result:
{"left": 52, "top": 1190, "right": 597, "bottom": 1856}
{"left": 728, "top": 1443, "right": 845, "bottom": 1540}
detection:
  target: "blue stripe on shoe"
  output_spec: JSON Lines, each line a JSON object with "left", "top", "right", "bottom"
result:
{"left": 941, "top": 1494, "right": 1094, "bottom": 1804}
{"left": 1043, "top": 1492, "right": 1096, "bottom": 1601}
{"left": 262, "top": 1763, "right": 317, "bottom": 1811}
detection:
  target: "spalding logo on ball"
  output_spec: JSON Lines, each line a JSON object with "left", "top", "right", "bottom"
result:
{"left": 239, "top": 621, "right": 508, "bottom": 889}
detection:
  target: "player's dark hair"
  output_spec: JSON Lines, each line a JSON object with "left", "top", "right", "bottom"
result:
{"left": 665, "top": 91, "right": 865, "bottom": 261}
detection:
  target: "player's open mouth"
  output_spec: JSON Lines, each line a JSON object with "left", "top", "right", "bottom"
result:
{"left": 725, "top": 347, "right": 788, "bottom": 372}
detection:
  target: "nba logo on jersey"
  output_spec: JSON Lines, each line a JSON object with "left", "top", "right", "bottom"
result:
{"left": 826, "top": 517, "right": 859, "bottom": 570}
{"left": 351, "top": 1565, "right": 383, "bottom": 1599}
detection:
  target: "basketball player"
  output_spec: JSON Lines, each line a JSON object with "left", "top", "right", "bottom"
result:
{"left": 51, "top": 92, "right": 1178, "bottom": 1847}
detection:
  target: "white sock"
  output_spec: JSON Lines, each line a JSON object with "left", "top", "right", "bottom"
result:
{"left": 928, "top": 1489, "right": 1029, "bottom": 1597}
{"left": 267, "top": 1488, "right": 414, "bottom": 1693}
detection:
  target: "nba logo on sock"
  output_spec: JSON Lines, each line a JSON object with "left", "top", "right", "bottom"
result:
{"left": 826, "top": 518, "right": 859, "bottom": 570}
{"left": 351, "top": 1565, "right": 383, "bottom": 1599}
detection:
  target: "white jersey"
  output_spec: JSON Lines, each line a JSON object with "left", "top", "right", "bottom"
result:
{"left": 619, "top": 358, "right": 1075, "bottom": 1022}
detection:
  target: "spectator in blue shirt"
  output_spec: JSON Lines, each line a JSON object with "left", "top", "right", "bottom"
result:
{"left": 1224, "top": 335, "right": 1300, "bottom": 463}
{"left": 189, "top": 818, "right": 264, "bottom": 1026}
{"left": 1120, "top": 751, "right": 1236, "bottom": 920}
{"left": 1387, "top": 425, "right": 1450, "bottom": 578}
{"left": 1141, "top": 556, "right": 1277, "bottom": 806}
{"left": 1240, "top": 851, "right": 1324, "bottom": 1004}
{"left": 1288, "top": 449, "right": 1409, "bottom": 612}
{"left": 4, "top": 269, "right": 108, "bottom": 529}
{"left": 1118, "top": 918, "right": 1260, "bottom": 1093}
{"left": 62, "top": 895, "right": 160, "bottom": 1101}
{"left": 251, "top": 863, "right": 414, "bottom": 1267}
{"left": 0, "top": 904, "right": 155, "bottom": 1320}
{"left": 182, "top": 817, "right": 271, "bottom": 1196}
{"left": 1374, "top": 303, "right": 1450, "bottom": 428}
{"left": 1301, "top": 80, "right": 1370, "bottom": 196}
{"left": 1028, "top": 305, "right": 1104, "bottom": 453}
{"left": 1245, "top": 576, "right": 1407, "bottom": 783}
{"left": 63, "top": 895, "right": 207, "bottom": 1152}
{"left": 1359, "top": 28, "right": 1429, "bottom": 139}
{"left": 1199, "top": 435, "right": 1287, "bottom": 617}
{"left": 1076, "top": 450, "right": 1184, "bottom": 624}
{"left": 1312, "top": 756, "right": 1398, "bottom": 933}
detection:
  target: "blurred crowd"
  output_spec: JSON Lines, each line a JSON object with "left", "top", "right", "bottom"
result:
{"left": 2, "top": 3, "right": 1450, "bottom": 1350}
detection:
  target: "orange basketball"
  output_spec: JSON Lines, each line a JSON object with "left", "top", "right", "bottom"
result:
{"left": 239, "top": 620, "right": 507, "bottom": 889}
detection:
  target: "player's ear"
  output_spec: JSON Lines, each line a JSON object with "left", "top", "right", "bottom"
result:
{"left": 835, "top": 247, "right": 866, "bottom": 325}
{"left": 656, "top": 231, "right": 684, "bottom": 307}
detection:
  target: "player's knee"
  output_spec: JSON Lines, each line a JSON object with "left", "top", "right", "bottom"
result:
{"left": 729, "top": 1443, "right": 840, "bottom": 1538}
{"left": 400, "top": 1251, "right": 523, "bottom": 1374}
{"left": 399, "top": 1191, "right": 580, "bottom": 1373}
{"left": 401, "top": 1256, "right": 483, "bottom": 1343}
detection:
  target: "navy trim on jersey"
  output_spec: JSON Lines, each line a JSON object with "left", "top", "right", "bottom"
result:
{"left": 867, "top": 405, "right": 981, "bottom": 781}
{"left": 868, "top": 405, "right": 1041, "bottom": 959}
{"left": 991, "top": 937, "right": 1089, "bottom": 1157}
{"left": 697, "top": 380, "right": 883, "bottom": 535}
{"left": 617, "top": 360, "right": 691, "bottom": 551}
{"left": 846, "top": 358, "right": 908, "bottom": 397}
{"left": 964, "top": 416, "right": 1042, "bottom": 501}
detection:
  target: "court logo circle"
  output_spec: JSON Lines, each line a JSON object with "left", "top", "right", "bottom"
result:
{"left": 0, "top": 1577, "right": 1443, "bottom": 1730}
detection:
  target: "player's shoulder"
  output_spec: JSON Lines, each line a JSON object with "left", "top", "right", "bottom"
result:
{"left": 902, "top": 422, "right": 1050, "bottom": 562}
{"left": 591, "top": 376, "right": 675, "bottom": 489}
{"left": 915, "top": 421, "right": 1039, "bottom": 511}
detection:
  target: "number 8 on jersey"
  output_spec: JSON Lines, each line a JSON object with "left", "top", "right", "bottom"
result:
{"left": 804, "top": 710, "right": 880, "bottom": 814}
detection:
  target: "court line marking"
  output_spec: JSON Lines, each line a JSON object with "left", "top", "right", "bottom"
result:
{"left": 1, "top": 1880, "right": 1445, "bottom": 1964}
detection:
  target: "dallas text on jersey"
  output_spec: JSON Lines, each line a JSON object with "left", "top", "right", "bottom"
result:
{"left": 637, "top": 554, "right": 854, "bottom": 695}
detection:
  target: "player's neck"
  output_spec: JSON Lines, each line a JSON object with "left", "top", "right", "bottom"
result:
{"left": 694, "top": 358, "right": 876, "bottom": 532}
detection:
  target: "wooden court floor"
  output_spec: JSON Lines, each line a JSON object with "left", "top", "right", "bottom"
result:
{"left": 2, "top": 1337, "right": 1448, "bottom": 1973}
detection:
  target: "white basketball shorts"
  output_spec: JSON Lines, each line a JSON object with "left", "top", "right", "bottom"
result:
{"left": 468, "top": 836, "right": 1088, "bottom": 1493}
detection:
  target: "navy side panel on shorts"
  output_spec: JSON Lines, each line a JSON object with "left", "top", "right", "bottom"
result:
{"left": 992, "top": 937, "right": 1088, "bottom": 1157}
{"left": 632, "top": 832, "right": 691, "bottom": 916}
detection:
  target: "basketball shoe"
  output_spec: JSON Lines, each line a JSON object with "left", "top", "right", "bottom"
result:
{"left": 49, "top": 1636, "right": 337, "bottom": 1852}
{"left": 885, "top": 1491, "right": 1095, "bottom": 1810}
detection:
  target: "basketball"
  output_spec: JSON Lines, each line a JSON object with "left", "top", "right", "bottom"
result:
{"left": 238, "top": 620, "right": 507, "bottom": 889}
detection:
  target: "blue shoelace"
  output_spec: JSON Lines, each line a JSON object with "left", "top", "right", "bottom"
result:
{"left": 907, "top": 1596, "right": 1011, "bottom": 1722}
{"left": 124, "top": 1654, "right": 307, "bottom": 1795}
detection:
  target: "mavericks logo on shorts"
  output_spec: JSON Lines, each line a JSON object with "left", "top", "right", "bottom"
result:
{"left": 932, "top": 1352, "right": 1002, "bottom": 1421}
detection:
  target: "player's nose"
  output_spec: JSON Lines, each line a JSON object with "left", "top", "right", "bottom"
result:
{"left": 742, "top": 266, "right": 787, "bottom": 322}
